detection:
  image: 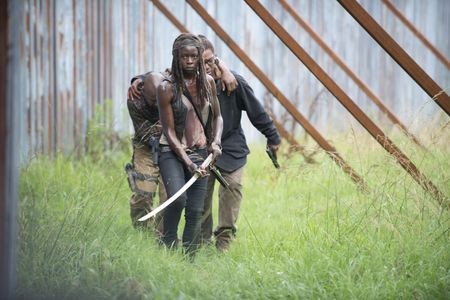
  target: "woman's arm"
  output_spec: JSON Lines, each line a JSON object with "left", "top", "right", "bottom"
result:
{"left": 208, "top": 76, "right": 223, "bottom": 159}
{"left": 157, "top": 82, "right": 193, "bottom": 169}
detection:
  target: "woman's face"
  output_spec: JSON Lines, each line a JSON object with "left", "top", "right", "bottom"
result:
{"left": 179, "top": 46, "right": 200, "bottom": 73}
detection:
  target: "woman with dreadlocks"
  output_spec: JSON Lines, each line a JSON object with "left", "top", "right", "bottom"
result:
{"left": 157, "top": 33, "right": 223, "bottom": 255}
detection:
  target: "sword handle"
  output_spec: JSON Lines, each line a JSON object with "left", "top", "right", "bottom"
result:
{"left": 266, "top": 146, "right": 280, "bottom": 168}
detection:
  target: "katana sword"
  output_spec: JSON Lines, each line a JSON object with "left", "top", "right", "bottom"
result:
{"left": 138, "top": 153, "right": 213, "bottom": 222}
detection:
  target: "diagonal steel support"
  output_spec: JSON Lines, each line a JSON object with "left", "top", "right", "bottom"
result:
{"left": 183, "top": 0, "right": 368, "bottom": 190}
{"left": 381, "top": 0, "right": 450, "bottom": 70}
{"left": 337, "top": 0, "right": 450, "bottom": 116}
{"left": 152, "top": 0, "right": 188, "bottom": 32}
{"left": 278, "top": 0, "right": 425, "bottom": 149}
{"left": 245, "top": 0, "right": 448, "bottom": 206}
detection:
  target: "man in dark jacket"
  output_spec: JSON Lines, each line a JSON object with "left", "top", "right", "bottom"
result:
{"left": 198, "top": 35, "right": 281, "bottom": 250}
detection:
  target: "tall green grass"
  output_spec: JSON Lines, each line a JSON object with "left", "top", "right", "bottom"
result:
{"left": 17, "top": 131, "right": 449, "bottom": 299}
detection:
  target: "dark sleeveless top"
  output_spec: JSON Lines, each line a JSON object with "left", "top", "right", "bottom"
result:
{"left": 163, "top": 77, "right": 214, "bottom": 146}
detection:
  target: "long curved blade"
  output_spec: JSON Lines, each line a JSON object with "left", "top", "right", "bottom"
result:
{"left": 138, "top": 153, "right": 213, "bottom": 222}
{"left": 138, "top": 174, "right": 199, "bottom": 221}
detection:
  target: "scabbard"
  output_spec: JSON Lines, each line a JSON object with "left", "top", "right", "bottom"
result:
{"left": 210, "top": 165, "right": 230, "bottom": 189}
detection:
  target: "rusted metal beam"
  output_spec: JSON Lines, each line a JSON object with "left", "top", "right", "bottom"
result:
{"left": 337, "top": 0, "right": 450, "bottom": 116}
{"left": 182, "top": 0, "right": 368, "bottom": 189}
{"left": 278, "top": 0, "right": 424, "bottom": 149}
{"left": 381, "top": 0, "right": 450, "bottom": 70}
{"left": 151, "top": 0, "right": 188, "bottom": 33}
{"left": 245, "top": 0, "right": 448, "bottom": 206}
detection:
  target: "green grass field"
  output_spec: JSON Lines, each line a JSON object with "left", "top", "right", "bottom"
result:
{"left": 16, "top": 129, "right": 449, "bottom": 299}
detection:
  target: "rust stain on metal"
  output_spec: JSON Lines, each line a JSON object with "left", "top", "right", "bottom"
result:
{"left": 246, "top": 0, "right": 448, "bottom": 205}
{"left": 84, "top": 0, "right": 90, "bottom": 119}
{"left": 90, "top": 0, "right": 95, "bottom": 120}
{"left": 40, "top": 94, "right": 44, "bottom": 154}
{"left": 103, "top": 1, "right": 108, "bottom": 102}
{"left": 143, "top": 1, "right": 147, "bottom": 68}
{"left": 46, "top": 92, "right": 51, "bottom": 155}
{"left": 59, "top": 32, "right": 64, "bottom": 51}
{"left": 72, "top": 0, "right": 77, "bottom": 148}
{"left": 65, "top": 90, "right": 71, "bottom": 150}
{"left": 337, "top": 0, "right": 450, "bottom": 116}
{"left": 76, "top": 107, "right": 82, "bottom": 158}
{"left": 52, "top": 0, "right": 57, "bottom": 157}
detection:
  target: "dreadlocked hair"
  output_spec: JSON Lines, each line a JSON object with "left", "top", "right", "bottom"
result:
{"left": 171, "top": 33, "right": 211, "bottom": 108}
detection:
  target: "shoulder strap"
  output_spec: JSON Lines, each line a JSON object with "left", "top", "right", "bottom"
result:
{"left": 183, "top": 89, "right": 208, "bottom": 129}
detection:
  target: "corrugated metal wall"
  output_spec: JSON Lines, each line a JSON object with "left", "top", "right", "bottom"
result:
{"left": 17, "top": 0, "right": 155, "bottom": 159}
{"left": 11, "top": 0, "right": 450, "bottom": 161}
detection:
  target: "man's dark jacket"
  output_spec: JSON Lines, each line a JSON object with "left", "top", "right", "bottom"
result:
{"left": 215, "top": 72, "right": 281, "bottom": 172}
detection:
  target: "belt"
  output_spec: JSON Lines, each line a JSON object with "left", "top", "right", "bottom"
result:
{"left": 159, "top": 145, "right": 207, "bottom": 153}
{"left": 160, "top": 145, "right": 171, "bottom": 153}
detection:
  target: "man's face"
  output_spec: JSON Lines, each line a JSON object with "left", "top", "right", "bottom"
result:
{"left": 179, "top": 46, "right": 199, "bottom": 73}
{"left": 202, "top": 48, "right": 218, "bottom": 79}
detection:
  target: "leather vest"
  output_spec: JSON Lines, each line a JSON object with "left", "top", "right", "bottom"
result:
{"left": 164, "top": 77, "right": 214, "bottom": 144}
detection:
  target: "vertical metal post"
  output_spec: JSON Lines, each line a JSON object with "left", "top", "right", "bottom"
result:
{"left": 1, "top": 0, "right": 19, "bottom": 298}
{"left": 0, "top": 0, "right": 9, "bottom": 297}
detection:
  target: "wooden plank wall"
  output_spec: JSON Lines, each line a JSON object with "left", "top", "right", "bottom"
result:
{"left": 10, "top": 0, "right": 450, "bottom": 161}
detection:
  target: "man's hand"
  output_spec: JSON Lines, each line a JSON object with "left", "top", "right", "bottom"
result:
{"left": 221, "top": 70, "right": 238, "bottom": 96}
{"left": 188, "top": 162, "right": 209, "bottom": 177}
{"left": 267, "top": 143, "right": 280, "bottom": 155}
{"left": 210, "top": 141, "right": 222, "bottom": 161}
{"left": 127, "top": 78, "right": 144, "bottom": 100}
{"left": 216, "top": 58, "right": 238, "bottom": 96}
{"left": 266, "top": 143, "right": 280, "bottom": 169}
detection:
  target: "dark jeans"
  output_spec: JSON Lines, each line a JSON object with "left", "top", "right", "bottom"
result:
{"left": 159, "top": 148, "right": 208, "bottom": 254}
